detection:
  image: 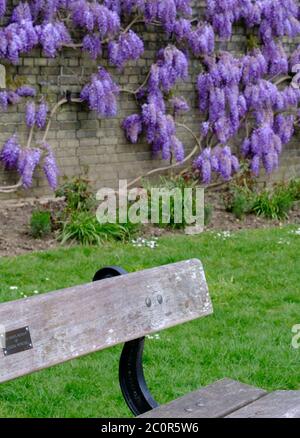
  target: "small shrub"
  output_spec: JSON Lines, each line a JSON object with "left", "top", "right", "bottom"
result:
{"left": 232, "top": 161, "right": 257, "bottom": 192}
{"left": 252, "top": 185, "right": 295, "bottom": 220}
{"left": 288, "top": 179, "right": 300, "bottom": 201}
{"left": 59, "top": 212, "right": 135, "bottom": 245}
{"left": 30, "top": 210, "right": 52, "bottom": 238}
{"left": 55, "top": 177, "right": 138, "bottom": 245}
{"left": 204, "top": 204, "right": 213, "bottom": 226}
{"left": 143, "top": 176, "right": 199, "bottom": 230}
{"left": 55, "top": 177, "right": 95, "bottom": 213}
{"left": 224, "top": 185, "right": 254, "bottom": 219}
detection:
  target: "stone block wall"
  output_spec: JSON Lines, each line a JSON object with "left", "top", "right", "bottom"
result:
{"left": 0, "top": 1, "right": 299, "bottom": 199}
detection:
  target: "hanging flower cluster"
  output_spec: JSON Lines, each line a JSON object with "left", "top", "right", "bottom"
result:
{"left": 0, "top": 134, "right": 58, "bottom": 189}
{"left": 80, "top": 67, "right": 119, "bottom": 117}
{"left": 242, "top": 125, "right": 282, "bottom": 175}
{"left": 122, "top": 114, "right": 143, "bottom": 144}
{"left": 170, "top": 97, "right": 190, "bottom": 115}
{"left": 0, "top": 0, "right": 300, "bottom": 190}
{"left": 0, "top": 135, "right": 21, "bottom": 170}
{"left": 197, "top": 52, "right": 244, "bottom": 146}
{"left": 148, "top": 45, "right": 188, "bottom": 93}
{"left": 71, "top": 1, "right": 120, "bottom": 37}
{"left": 206, "top": 0, "right": 300, "bottom": 42}
{"left": 25, "top": 101, "right": 49, "bottom": 129}
{"left": 17, "top": 147, "right": 41, "bottom": 188}
{"left": 0, "top": 0, "right": 6, "bottom": 18}
{"left": 35, "top": 22, "right": 71, "bottom": 58}
{"left": 194, "top": 146, "right": 239, "bottom": 183}
{"left": 42, "top": 143, "right": 59, "bottom": 190}
{"left": 0, "top": 20, "right": 38, "bottom": 64}
{"left": 82, "top": 34, "right": 102, "bottom": 60}
{"left": 188, "top": 23, "right": 215, "bottom": 56}
{"left": 123, "top": 45, "right": 188, "bottom": 162}
{"left": 290, "top": 45, "right": 300, "bottom": 69}
{"left": 108, "top": 30, "right": 144, "bottom": 69}
{"left": 195, "top": 41, "right": 300, "bottom": 182}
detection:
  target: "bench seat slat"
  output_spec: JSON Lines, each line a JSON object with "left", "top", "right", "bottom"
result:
{"left": 226, "top": 391, "right": 300, "bottom": 418}
{"left": 138, "top": 379, "right": 267, "bottom": 418}
{"left": 0, "top": 259, "right": 212, "bottom": 384}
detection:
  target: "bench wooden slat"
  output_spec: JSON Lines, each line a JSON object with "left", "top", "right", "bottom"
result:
{"left": 0, "top": 259, "right": 212, "bottom": 384}
{"left": 226, "top": 391, "right": 300, "bottom": 418}
{"left": 138, "top": 379, "right": 267, "bottom": 418}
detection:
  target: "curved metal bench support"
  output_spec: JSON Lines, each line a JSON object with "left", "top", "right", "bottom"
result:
{"left": 93, "top": 266, "right": 159, "bottom": 416}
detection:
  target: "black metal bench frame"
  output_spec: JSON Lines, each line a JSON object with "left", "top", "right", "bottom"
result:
{"left": 93, "top": 266, "right": 158, "bottom": 416}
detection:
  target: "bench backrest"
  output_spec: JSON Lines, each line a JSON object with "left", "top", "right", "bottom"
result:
{"left": 0, "top": 259, "right": 212, "bottom": 384}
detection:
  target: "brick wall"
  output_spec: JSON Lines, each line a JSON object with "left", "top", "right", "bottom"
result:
{"left": 0, "top": 1, "right": 300, "bottom": 199}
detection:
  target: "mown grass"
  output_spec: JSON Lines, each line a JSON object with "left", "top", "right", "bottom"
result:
{"left": 0, "top": 226, "right": 300, "bottom": 417}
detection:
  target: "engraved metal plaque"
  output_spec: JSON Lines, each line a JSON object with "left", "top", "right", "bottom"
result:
{"left": 2, "top": 326, "right": 33, "bottom": 356}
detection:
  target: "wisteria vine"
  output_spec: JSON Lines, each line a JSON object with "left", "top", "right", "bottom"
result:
{"left": 0, "top": 0, "right": 300, "bottom": 192}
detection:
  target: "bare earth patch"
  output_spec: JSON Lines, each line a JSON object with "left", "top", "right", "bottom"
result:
{"left": 0, "top": 198, "right": 61, "bottom": 257}
{"left": 1, "top": 192, "right": 300, "bottom": 257}
{"left": 205, "top": 191, "right": 300, "bottom": 232}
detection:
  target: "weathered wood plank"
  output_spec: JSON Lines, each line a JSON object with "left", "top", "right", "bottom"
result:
{"left": 139, "top": 379, "right": 267, "bottom": 418}
{"left": 227, "top": 391, "right": 300, "bottom": 418}
{"left": 0, "top": 259, "right": 212, "bottom": 383}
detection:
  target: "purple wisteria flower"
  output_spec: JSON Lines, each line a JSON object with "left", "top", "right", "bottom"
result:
{"left": 194, "top": 146, "right": 240, "bottom": 183}
{"left": 25, "top": 101, "right": 36, "bottom": 128}
{"left": 188, "top": 23, "right": 215, "bottom": 56}
{"left": 171, "top": 135, "right": 185, "bottom": 162}
{"left": 0, "top": 20, "right": 38, "bottom": 64}
{"left": 16, "top": 85, "right": 36, "bottom": 98}
{"left": 71, "top": 1, "right": 120, "bottom": 37}
{"left": 18, "top": 147, "right": 41, "bottom": 188}
{"left": 170, "top": 97, "right": 190, "bottom": 115}
{"left": 194, "top": 148, "right": 212, "bottom": 184}
{"left": 273, "top": 114, "right": 295, "bottom": 144}
{"left": 43, "top": 145, "right": 59, "bottom": 190}
{"left": 290, "top": 45, "right": 300, "bottom": 69}
{"left": 11, "top": 2, "right": 32, "bottom": 23}
{"left": 0, "top": 135, "right": 21, "bottom": 169}
{"left": 36, "top": 101, "right": 49, "bottom": 129}
{"left": 108, "top": 30, "right": 144, "bottom": 69}
{"left": 259, "top": 0, "right": 300, "bottom": 43}
{"left": 80, "top": 67, "right": 119, "bottom": 117}
{"left": 207, "top": 0, "right": 300, "bottom": 42}
{"left": 150, "top": 45, "right": 188, "bottom": 93}
{"left": 201, "top": 122, "right": 210, "bottom": 137}
{"left": 141, "top": 100, "right": 180, "bottom": 161}
{"left": 30, "top": 0, "right": 62, "bottom": 21}
{"left": 173, "top": 18, "right": 191, "bottom": 42}
{"left": 0, "top": 91, "right": 8, "bottom": 110}
{"left": 242, "top": 123, "right": 282, "bottom": 175}
{"left": 7, "top": 91, "right": 21, "bottom": 105}
{"left": 82, "top": 34, "right": 102, "bottom": 60}
{"left": 143, "top": 0, "right": 192, "bottom": 30}
{"left": 0, "top": 0, "right": 300, "bottom": 190}
{"left": 241, "top": 50, "right": 268, "bottom": 84}
{"left": 0, "top": 0, "right": 6, "bottom": 18}
{"left": 122, "top": 114, "right": 143, "bottom": 143}
{"left": 36, "top": 21, "right": 71, "bottom": 57}
{"left": 263, "top": 41, "right": 288, "bottom": 76}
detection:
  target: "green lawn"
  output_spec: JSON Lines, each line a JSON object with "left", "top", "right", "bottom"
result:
{"left": 0, "top": 226, "right": 300, "bottom": 418}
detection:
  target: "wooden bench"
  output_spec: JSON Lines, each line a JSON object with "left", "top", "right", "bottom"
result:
{"left": 1, "top": 259, "right": 300, "bottom": 418}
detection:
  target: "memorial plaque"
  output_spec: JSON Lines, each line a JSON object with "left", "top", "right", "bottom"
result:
{"left": 2, "top": 326, "right": 33, "bottom": 356}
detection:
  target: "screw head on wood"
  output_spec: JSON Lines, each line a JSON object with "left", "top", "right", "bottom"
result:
{"left": 145, "top": 297, "right": 152, "bottom": 307}
{"left": 157, "top": 295, "right": 163, "bottom": 304}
